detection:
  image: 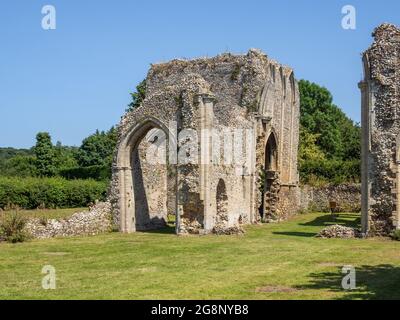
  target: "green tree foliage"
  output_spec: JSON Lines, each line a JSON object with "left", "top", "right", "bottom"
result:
{"left": 0, "top": 148, "right": 35, "bottom": 177}
{"left": 54, "top": 142, "right": 79, "bottom": 170}
{"left": 34, "top": 132, "right": 56, "bottom": 177}
{"left": 299, "top": 80, "right": 360, "bottom": 161}
{"left": 0, "top": 128, "right": 117, "bottom": 181}
{"left": 298, "top": 80, "right": 361, "bottom": 184}
{"left": 341, "top": 119, "right": 361, "bottom": 161}
{"left": 127, "top": 79, "right": 146, "bottom": 112}
{"left": 0, "top": 155, "right": 37, "bottom": 177}
{"left": 0, "top": 147, "right": 33, "bottom": 160}
{"left": 298, "top": 127, "right": 326, "bottom": 167}
{"left": 76, "top": 127, "right": 117, "bottom": 168}
{"left": 59, "top": 165, "right": 111, "bottom": 181}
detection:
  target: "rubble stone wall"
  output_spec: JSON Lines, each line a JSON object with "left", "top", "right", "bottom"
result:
{"left": 25, "top": 202, "right": 112, "bottom": 239}
{"left": 360, "top": 23, "right": 400, "bottom": 235}
{"left": 300, "top": 184, "right": 361, "bottom": 213}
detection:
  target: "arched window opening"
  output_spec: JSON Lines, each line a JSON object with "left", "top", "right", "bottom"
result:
{"left": 265, "top": 133, "right": 278, "bottom": 172}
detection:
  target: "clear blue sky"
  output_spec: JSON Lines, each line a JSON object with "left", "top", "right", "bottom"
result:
{"left": 1, "top": 0, "right": 399, "bottom": 148}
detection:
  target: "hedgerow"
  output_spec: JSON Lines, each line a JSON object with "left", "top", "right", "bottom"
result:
{"left": 0, "top": 177, "right": 107, "bottom": 209}
{"left": 59, "top": 165, "right": 111, "bottom": 181}
{"left": 299, "top": 159, "right": 360, "bottom": 185}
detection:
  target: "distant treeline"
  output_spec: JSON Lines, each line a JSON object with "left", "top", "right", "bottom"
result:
{"left": 0, "top": 129, "right": 116, "bottom": 209}
{"left": 0, "top": 128, "right": 117, "bottom": 181}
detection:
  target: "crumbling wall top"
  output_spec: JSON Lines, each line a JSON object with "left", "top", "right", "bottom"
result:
{"left": 142, "top": 49, "right": 295, "bottom": 118}
{"left": 363, "top": 23, "right": 400, "bottom": 85}
{"left": 372, "top": 23, "right": 400, "bottom": 42}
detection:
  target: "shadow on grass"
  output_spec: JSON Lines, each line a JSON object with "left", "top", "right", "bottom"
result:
{"left": 272, "top": 231, "right": 317, "bottom": 238}
{"left": 140, "top": 225, "right": 176, "bottom": 235}
{"left": 300, "top": 213, "right": 361, "bottom": 228}
{"left": 296, "top": 264, "right": 400, "bottom": 300}
{"left": 273, "top": 213, "right": 361, "bottom": 238}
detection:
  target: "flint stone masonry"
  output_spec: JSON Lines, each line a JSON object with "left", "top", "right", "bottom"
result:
{"left": 300, "top": 184, "right": 361, "bottom": 213}
{"left": 360, "top": 23, "right": 400, "bottom": 236}
{"left": 109, "top": 49, "right": 301, "bottom": 235}
{"left": 25, "top": 202, "right": 112, "bottom": 239}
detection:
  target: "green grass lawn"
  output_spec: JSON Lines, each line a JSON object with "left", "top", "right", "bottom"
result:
{"left": 0, "top": 207, "right": 87, "bottom": 221}
{"left": 0, "top": 211, "right": 399, "bottom": 300}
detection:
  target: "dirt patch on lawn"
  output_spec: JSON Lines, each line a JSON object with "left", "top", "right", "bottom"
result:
{"left": 42, "top": 252, "right": 71, "bottom": 256}
{"left": 317, "top": 262, "right": 344, "bottom": 267}
{"left": 256, "top": 285, "right": 299, "bottom": 293}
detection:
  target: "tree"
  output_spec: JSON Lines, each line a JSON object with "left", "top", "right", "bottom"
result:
{"left": 76, "top": 127, "right": 117, "bottom": 168}
{"left": 0, "top": 155, "right": 37, "bottom": 177}
{"left": 126, "top": 79, "right": 146, "bottom": 112}
{"left": 340, "top": 119, "right": 361, "bottom": 161}
{"left": 298, "top": 80, "right": 361, "bottom": 184}
{"left": 0, "top": 148, "right": 35, "bottom": 177}
{"left": 54, "top": 141, "right": 79, "bottom": 170}
{"left": 298, "top": 126, "right": 326, "bottom": 167}
{"left": 299, "top": 80, "right": 360, "bottom": 161}
{"left": 34, "top": 132, "right": 56, "bottom": 177}
{"left": 0, "top": 147, "right": 33, "bottom": 160}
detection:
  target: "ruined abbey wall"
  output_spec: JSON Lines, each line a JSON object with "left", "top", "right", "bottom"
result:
{"left": 360, "top": 23, "right": 400, "bottom": 236}
{"left": 109, "top": 49, "right": 300, "bottom": 234}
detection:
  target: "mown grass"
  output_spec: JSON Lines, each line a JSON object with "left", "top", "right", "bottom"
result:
{"left": 0, "top": 212, "right": 399, "bottom": 300}
{"left": 0, "top": 207, "right": 87, "bottom": 221}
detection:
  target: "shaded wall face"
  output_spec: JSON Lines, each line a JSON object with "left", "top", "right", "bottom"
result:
{"left": 215, "top": 179, "right": 228, "bottom": 223}
{"left": 132, "top": 128, "right": 170, "bottom": 230}
{"left": 255, "top": 68, "right": 300, "bottom": 222}
{"left": 259, "top": 67, "right": 299, "bottom": 185}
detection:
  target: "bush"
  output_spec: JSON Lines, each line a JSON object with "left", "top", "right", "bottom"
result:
{"left": 0, "top": 212, "right": 30, "bottom": 243}
{"left": 0, "top": 177, "right": 108, "bottom": 210}
{"left": 59, "top": 165, "right": 111, "bottom": 181}
{"left": 391, "top": 229, "right": 400, "bottom": 241}
{"left": 300, "top": 159, "right": 360, "bottom": 186}
{"left": 0, "top": 155, "right": 37, "bottom": 178}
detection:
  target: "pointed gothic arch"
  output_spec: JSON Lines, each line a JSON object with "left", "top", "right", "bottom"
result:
{"left": 265, "top": 131, "right": 278, "bottom": 171}
{"left": 115, "top": 116, "right": 177, "bottom": 233}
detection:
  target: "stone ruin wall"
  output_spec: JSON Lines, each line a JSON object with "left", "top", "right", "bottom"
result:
{"left": 254, "top": 58, "right": 300, "bottom": 222}
{"left": 300, "top": 184, "right": 361, "bottom": 214}
{"left": 109, "top": 49, "right": 300, "bottom": 234}
{"left": 148, "top": 51, "right": 262, "bottom": 233}
{"left": 361, "top": 23, "right": 400, "bottom": 236}
{"left": 25, "top": 202, "right": 112, "bottom": 239}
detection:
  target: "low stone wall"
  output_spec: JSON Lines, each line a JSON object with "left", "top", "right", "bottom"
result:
{"left": 25, "top": 201, "right": 112, "bottom": 239}
{"left": 300, "top": 184, "right": 361, "bottom": 213}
